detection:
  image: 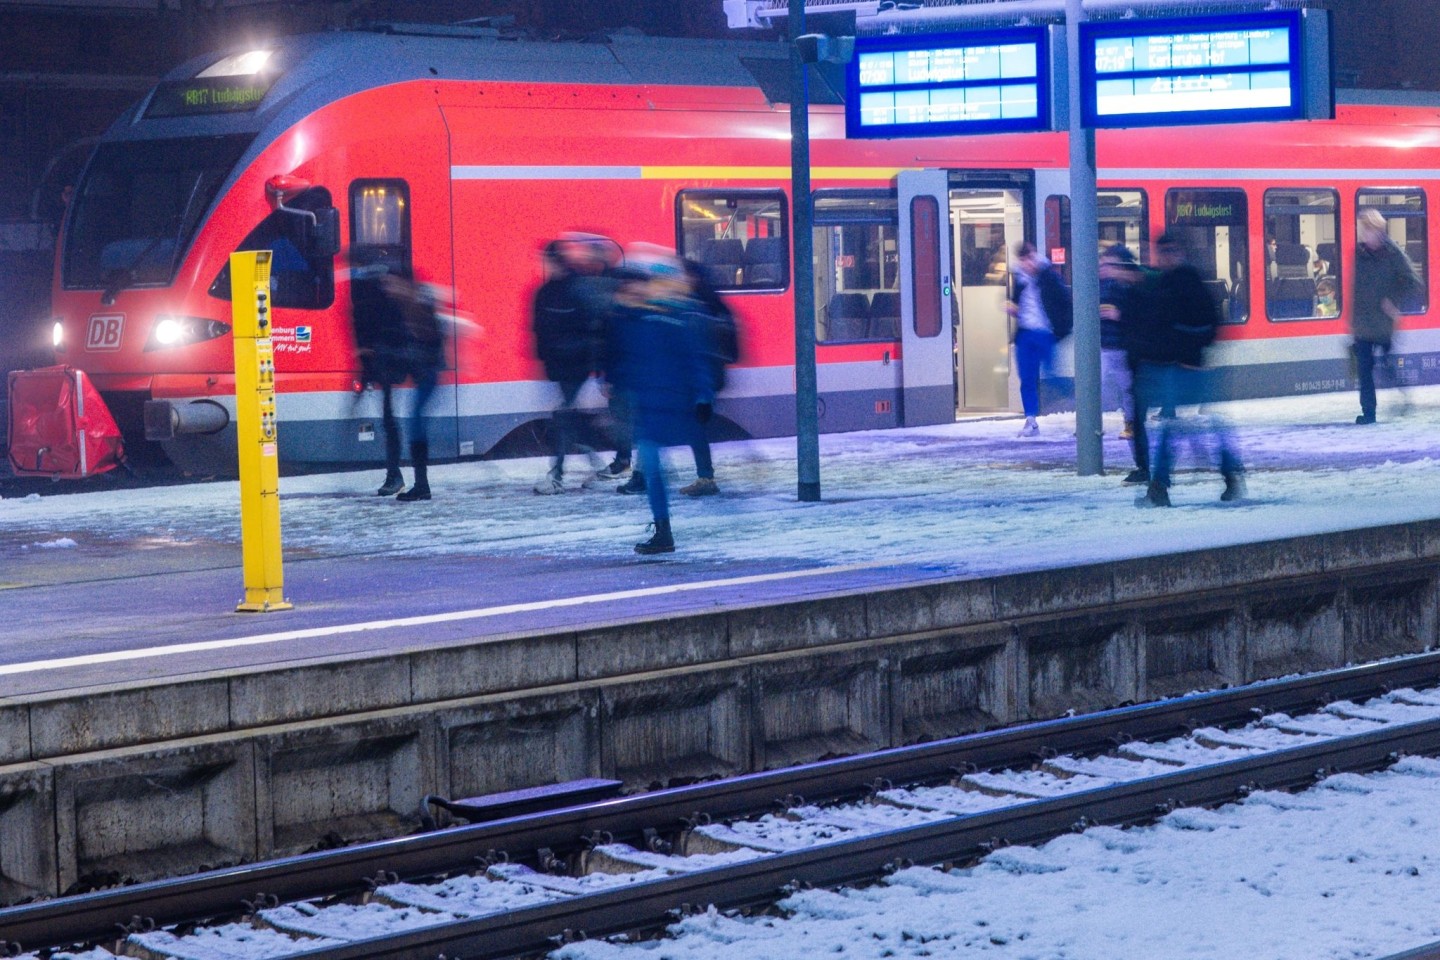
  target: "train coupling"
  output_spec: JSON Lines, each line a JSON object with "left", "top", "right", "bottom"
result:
{"left": 144, "top": 398, "right": 230, "bottom": 439}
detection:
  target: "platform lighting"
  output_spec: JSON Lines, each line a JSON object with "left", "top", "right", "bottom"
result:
{"left": 52, "top": 319, "right": 64, "bottom": 350}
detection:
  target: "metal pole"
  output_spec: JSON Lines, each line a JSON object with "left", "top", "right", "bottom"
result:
{"left": 1067, "top": 0, "right": 1103, "bottom": 475}
{"left": 790, "top": 0, "right": 821, "bottom": 501}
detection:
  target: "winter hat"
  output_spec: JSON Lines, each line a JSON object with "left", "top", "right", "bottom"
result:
{"left": 625, "top": 242, "right": 685, "bottom": 280}
{"left": 1103, "top": 243, "right": 1137, "bottom": 265}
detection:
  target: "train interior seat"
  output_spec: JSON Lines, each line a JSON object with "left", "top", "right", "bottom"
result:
{"left": 1269, "top": 242, "right": 1316, "bottom": 318}
{"left": 742, "top": 237, "right": 786, "bottom": 287}
{"left": 825, "top": 292, "right": 871, "bottom": 341}
{"left": 867, "top": 290, "right": 900, "bottom": 339}
{"left": 699, "top": 238, "right": 745, "bottom": 288}
{"left": 1316, "top": 242, "right": 1337, "bottom": 275}
{"left": 1202, "top": 278, "right": 1229, "bottom": 313}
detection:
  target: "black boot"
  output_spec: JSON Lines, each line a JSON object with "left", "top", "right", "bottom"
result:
{"left": 1137, "top": 481, "right": 1171, "bottom": 508}
{"left": 617, "top": 470, "right": 647, "bottom": 495}
{"left": 378, "top": 428, "right": 404, "bottom": 495}
{"left": 635, "top": 518, "right": 674, "bottom": 554}
{"left": 377, "top": 469, "right": 404, "bottom": 497}
{"left": 397, "top": 441, "right": 431, "bottom": 501}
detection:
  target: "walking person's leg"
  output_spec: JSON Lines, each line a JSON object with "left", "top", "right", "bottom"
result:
{"left": 634, "top": 439, "right": 674, "bottom": 553}
{"left": 378, "top": 383, "right": 404, "bottom": 495}
{"left": 1354, "top": 340, "right": 1378, "bottom": 423}
{"left": 397, "top": 370, "right": 438, "bottom": 502}
{"left": 681, "top": 428, "right": 718, "bottom": 497}
{"left": 1014, "top": 329, "right": 1043, "bottom": 434}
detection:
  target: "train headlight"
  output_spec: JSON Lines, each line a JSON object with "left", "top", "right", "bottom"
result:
{"left": 144, "top": 315, "right": 232, "bottom": 352}
{"left": 52, "top": 319, "right": 65, "bottom": 351}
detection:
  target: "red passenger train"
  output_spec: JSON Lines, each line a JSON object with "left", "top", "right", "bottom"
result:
{"left": 23, "top": 25, "right": 1440, "bottom": 475}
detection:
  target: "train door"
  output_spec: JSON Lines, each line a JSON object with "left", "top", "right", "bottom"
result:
{"left": 950, "top": 187, "right": 1025, "bottom": 412}
{"left": 896, "top": 170, "right": 955, "bottom": 425}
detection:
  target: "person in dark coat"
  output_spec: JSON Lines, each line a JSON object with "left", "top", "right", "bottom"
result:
{"left": 1100, "top": 244, "right": 1149, "bottom": 483}
{"left": 1130, "top": 233, "right": 1242, "bottom": 507}
{"left": 387, "top": 271, "right": 444, "bottom": 501}
{"left": 349, "top": 252, "right": 418, "bottom": 497}
{"left": 611, "top": 249, "right": 715, "bottom": 554}
{"left": 1352, "top": 208, "right": 1421, "bottom": 424}
{"left": 1007, "top": 241, "right": 1072, "bottom": 437}
{"left": 531, "top": 239, "right": 609, "bottom": 493}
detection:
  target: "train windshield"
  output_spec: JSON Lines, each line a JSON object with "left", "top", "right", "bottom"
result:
{"left": 63, "top": 134, "right": 253, "bottom": 291}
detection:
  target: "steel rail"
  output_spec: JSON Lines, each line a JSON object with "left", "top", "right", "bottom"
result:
{"left": 253, "top": 713, "right": 1440, "bottom": 960}
{"left": 7, "top": 649, "right": 1440, "bottom": 952}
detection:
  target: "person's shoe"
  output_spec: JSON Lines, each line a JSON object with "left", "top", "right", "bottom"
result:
{"left": 617, "top": 472, "right": 647, "bottom": 495}
{"left": 680, "top": 477, "right": 719, "bottom": 497}
{"left": 1220, "top": 474, "right": 1246, "bottom": 502}
{"left": 1018, "top": 417, "right": 1039, "bottom": 438}
{"left": 1122, "top": 468, "right": 1150, "bottom": 485}
{"left": 396, "top": 484, "right": 431, "bottom": 502}
{"left": 1136, "top": 482, "right": 1171, "bottom": 508}
{"left": 1355, "top": 414, "right": 1376, "bottom": 425}
{"left": 634, "top": 519, "right": 674, "bottom": 555}
{"left": 533, "top": 474, "right": 565, "bottom": 495}
{"left": 1119, "top": 421, "right": 1134, "bottom": 440}
{"left": 377, "top": 471, "right": 405, "bottom": 497}
{"left": 593, "top": 460, "right": 631, "bottom": 481}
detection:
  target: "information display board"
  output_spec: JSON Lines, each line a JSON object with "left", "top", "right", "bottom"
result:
{"left": 846, "top": 28, "right": 1051, "bottom": 139}
{"left": 1080, "top": 10, "right": 1332, "bottom": 128}
{"left": 145, "top": 75, "right": 275, "bottom": 119}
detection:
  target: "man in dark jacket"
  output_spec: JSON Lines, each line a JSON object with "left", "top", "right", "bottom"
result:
{"left": 1352, "top": 209, "right": 1420, "bottom": 424}
{"left": 531, "top": 238, "right": 611, "bottom": 493}
{"left": 1006, "top": 241, "right": 1072, "bottom": 437}
{"left": 1100, "top": 244, "right": 1148, "bottom": 483}
{"left": 1131, "top": 233, "right": 1243, "bottom": 507}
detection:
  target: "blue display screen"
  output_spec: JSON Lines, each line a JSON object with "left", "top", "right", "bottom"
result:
{"left": 846, "top": 28, "right": 1050, "bottom": 139}
{"left": 1081, "top": 12, "right": 1306, "bottom": 128}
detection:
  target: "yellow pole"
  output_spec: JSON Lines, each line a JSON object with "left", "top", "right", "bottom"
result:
{"left": 231, "top": 250, "right": 292, "bottom": 613}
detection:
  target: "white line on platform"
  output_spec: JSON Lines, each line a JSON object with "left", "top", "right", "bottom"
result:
{"left": 0, "top": 563, "right": 892, "bottom": 677}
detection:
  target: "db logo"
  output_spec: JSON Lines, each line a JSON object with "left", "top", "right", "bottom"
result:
{"left": 86, "top": 314, "right": 125, "bottom": 351}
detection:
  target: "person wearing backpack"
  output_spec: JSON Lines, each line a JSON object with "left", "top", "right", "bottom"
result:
{"left": 1130, "top": 232, "right": 1243, "bottom": 507}
{"left": 1007, "top": 241, "right": 1072, "bottom": 437}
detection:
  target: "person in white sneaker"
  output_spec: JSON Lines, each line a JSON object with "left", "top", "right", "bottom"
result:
{"left": 1007, "top": 241, "right": 1072, "bottom": 437}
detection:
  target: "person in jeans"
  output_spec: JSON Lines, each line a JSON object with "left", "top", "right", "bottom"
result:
{"left": 1351, "top": 208, "right": 1420, "bottom": 424}
{"left": 1130, "top": 233, "right": 1242, "bottom": 507}
{"left": 1006, "top": 241, "right": 1072, "bottom": 437}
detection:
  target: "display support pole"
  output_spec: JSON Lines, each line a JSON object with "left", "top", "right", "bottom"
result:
{"left": 790, "top": 0, "right": 821, "bottom": 502}
{"left": 1068, "top": 0, "right": 1103, "bottom": 476}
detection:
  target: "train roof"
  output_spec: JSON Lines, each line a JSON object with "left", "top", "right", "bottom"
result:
{"left": 103, "top": 29, "right": 810, "bottom": 146}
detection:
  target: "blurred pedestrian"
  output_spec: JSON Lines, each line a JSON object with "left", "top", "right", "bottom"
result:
{"left": 349, "top": 250, "right": 413, "bottom": 497}
{"left": 1007, "top": 241, "right": 1072, "bottom": 437}
{"left": 1352, "top": 208, "right": 1420, "bottom": 424}
{"left": 1131, "top": 233, "right": 1242, "bottom": 507}
{"left": 388, "top": 271, "right": 444, "bottom": 501}
{"left": 531, "top": 237, "right": 611, "bottom": 494}
{"left": 611, "top": 247, "right": 715, "bottom": 554}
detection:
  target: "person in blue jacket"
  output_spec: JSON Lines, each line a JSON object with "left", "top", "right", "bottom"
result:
{"left": 611, "top": 247, "right": 715, "bottom": 555}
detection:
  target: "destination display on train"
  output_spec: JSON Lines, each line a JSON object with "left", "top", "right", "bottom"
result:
{"left": 1080, "top": 11, "right": 1320, "bottom": 128}
{"left": 846, "top": 28, "right": 1050, "bottom": 139}
{"left": 144, "top": 75, "right": 275, "bottom": 119}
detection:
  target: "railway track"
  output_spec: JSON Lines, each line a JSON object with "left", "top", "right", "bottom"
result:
{"left": 12, "top": 650, "right": 1440, "bottom": 960}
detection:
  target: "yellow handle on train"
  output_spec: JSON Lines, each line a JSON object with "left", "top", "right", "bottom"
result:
{"left": 231, "top": 250, "right": 293, "bottom": 613}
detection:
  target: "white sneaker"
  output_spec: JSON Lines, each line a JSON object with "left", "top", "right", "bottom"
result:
{"left": 1018, "top": 417, "right": 1039, "bottom": 438}
{"left": 533, "top": 475, "right": 565, "bottom": 495}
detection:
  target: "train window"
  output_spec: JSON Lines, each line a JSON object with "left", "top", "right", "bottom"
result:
{"left": 1164, "top": 188, "right": 1249, "bottom": 325}
{"left": 675, "top": 190, "right": 788, "bottom": 292}
{"left": 1043, "top": 190, "right": 1148, "bottom": 286}
{"left": 813, "top": 191, "right": 899, "bottom": 343}
{"left": 350, "top": 180, "right": 412, "bottom": 278}
{"left": 207, "top": 187, "right": 336, "bottom": 309}
{"left": 1263, "top": 188, "right": 1339, "bottom": 322}
{"left": 910, "top": 195, "right": 942, "bottom": 338}
{"left": 63, "top": 134, "right": 254, "bottom": 290}
{"left": 1357, "top": 189, "right": 1428, "bottom": 314}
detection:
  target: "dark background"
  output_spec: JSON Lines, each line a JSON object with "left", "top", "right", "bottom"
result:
{"left": 0, "top": 0, "right": 1436, "bottom": 375}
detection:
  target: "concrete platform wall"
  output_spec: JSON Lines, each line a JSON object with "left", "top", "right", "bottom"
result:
{"left": 1, "top": 521, "right": 1436, "bottom": 901}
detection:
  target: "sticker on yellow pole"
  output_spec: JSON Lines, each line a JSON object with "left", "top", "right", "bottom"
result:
{"left": 231, "top": 250, "right": 292, "bottom": 613}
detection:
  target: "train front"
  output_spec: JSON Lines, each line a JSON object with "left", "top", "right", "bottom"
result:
{"left": 25, "top": 40, "right": 342, "bottom": 477}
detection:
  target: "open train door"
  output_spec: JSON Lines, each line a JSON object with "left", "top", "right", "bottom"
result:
{"left": 897, "top": 170, "right": 956, "bottom": 426}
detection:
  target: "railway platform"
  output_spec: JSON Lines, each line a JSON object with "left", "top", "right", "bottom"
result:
{"left": 0, "top": 387, "right": 1438, "bottom": 900}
